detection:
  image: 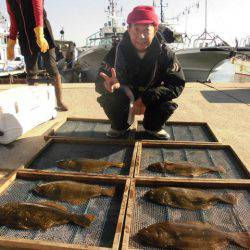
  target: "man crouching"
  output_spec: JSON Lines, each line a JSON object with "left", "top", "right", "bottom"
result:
{"left": 95, "top": 6, "right": 185, "bottom": 139}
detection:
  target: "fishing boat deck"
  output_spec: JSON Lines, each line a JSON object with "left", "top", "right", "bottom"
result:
{"left": 0, "top": 81, "right": 249, "bottom": 171}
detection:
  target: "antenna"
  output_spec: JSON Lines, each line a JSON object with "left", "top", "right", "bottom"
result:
{"left": 153, "top": 0, "right": 168, "bottom": 23}
{"left": 204, "top": 0, "right": 207, "bottom": 33}
{"left": 165, "top": 1, "right": 200, "bottom": 34}
{"left": 105, "top": 0, "right": 118, "bottom": 27}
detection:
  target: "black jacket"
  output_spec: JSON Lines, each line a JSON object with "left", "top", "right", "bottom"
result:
{"left": 95, "top": 31, "right": 185, "bottom": 106}
{"left": 7, "top": 0, "right": 55, "bottom": 56}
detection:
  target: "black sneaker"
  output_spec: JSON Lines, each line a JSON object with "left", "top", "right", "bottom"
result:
{"left": 146, "top": 129, "right": 170, "bottom": 140}
{"left": 106, "top": 128, "right": 129, "bottom": 138}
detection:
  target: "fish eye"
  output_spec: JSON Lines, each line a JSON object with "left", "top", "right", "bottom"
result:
{"left": 145, "top": 190, "right": 153, "bottom": 199}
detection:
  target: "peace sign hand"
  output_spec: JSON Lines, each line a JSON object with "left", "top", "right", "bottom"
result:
{"left": 100, "top": 68, "right": 120, "bottom": 93}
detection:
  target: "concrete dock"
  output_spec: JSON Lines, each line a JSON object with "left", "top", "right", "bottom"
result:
{"left": 0, "top": 82, "right": 249, "bottom": 171}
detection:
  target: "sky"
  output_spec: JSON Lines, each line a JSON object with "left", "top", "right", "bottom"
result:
{"left": 0, "top": 0, "right": 249, "bottom": 47}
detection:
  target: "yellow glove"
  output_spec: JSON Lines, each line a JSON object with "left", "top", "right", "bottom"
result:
{"left": 7, "top": 39, "right": 16, "bottom": 60}
{"left": 34, "top": 26, "right": 49, "bottom": 53}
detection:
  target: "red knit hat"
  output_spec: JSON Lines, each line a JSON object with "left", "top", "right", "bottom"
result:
{"left": 127, "top": 6, "right": 159, "bottom": 26}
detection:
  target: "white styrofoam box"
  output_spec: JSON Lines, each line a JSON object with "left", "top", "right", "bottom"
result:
{"left": 0, "top": 104, "right": 57, "bottom": 144}
{"left": 0, "top": 86, "right": 57, "bottom": 144}
{"left": 0, "top": 86, "right": 57, "bottom": 115}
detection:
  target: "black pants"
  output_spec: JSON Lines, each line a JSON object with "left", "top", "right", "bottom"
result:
{"left": 97, "top": 89, "right": 178, "bottom": 131}
{"left": 24, "top": 48, "right": 59, "bottom": 83}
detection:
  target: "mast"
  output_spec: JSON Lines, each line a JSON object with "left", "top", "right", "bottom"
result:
{"left": 160, "top": 0, "right": 164, "bottom": 23}
{"left": 204, "top": 0, "right": 207, "bottom": 33}
{"left": 108, "top": 0, "right": 117, "bottom": 27}
{"left": 153, "top": 0, "right": 167, "bottom": 23}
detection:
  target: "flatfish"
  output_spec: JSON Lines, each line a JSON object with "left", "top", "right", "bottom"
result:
{"left": 148, "top": 161, "right": 225, "bottom": 177}
{"left": 34, "top": 181, "right": 115, "bottom": 205}
{"left": 137, "top": 221, "right": 250, "bottom": 249}
{"left": 57, "top": 158, "right": 124, "bottom": 173}
{"left": 0, "top": 202, "right": 95, "bottom": 230}
{"left": 144, "top": 187, "right": 237, "bottom": 210}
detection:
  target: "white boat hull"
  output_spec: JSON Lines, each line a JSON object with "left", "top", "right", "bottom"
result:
{"left": 232, "top": 58, "right": 250, "bottom": 76}
{"left": 175, "top": 47, "right": 231, "bottom": 82}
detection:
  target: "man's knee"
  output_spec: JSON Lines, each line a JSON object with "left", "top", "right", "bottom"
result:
{"left": 97, "top": 89, "right": 129, "bottom": 108}
{"left": 161, "top": 101, "right": 178, "bottom": 115}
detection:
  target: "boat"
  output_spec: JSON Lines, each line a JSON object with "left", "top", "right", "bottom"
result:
{"left": 173, "top": 0, "right": 233, "bottom": 83}
{"left": 76, "top": 0, "right": 126, "bottom": 82}
{"left": 175, "top": 35, "right": 233, "bottom": 82}
{"left": 156, "top": 0, "right": 250, "bottom": 83}
{"left": 231, "top": 37, "right": 250, "bottom": 76}
{"left": 74, "top": 0, "right": 250, "bottom": 83}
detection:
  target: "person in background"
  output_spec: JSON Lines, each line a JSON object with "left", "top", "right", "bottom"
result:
{"left": 95, "top": 6, "right": 185, "bottom": 139}
{"left": 6, "top": 0, "right": 68, "bottom": 111}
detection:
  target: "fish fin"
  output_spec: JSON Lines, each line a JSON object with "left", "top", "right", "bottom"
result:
{"left": 38, "top": 201, "right": 67, "bottom": 212}
{"left": 223, "top": 194, "right": 238, "bottom": 205}
{"left": 184, "top": 221, "right": 212, "bottom": 227}
{"left": 68, "top": 198, "right": 88, "bottom": 205}
{"left": 101, "top": 187, "right": 115, "bottom": 197}
{"left": 112, "top": 162, "right": 124, "bottom": 168}
{"left": 214, "top": 165, "right": 226, "bottom": 173}
{"left": 82, "top": 167, "right": 104, "bottom": 173}
{"left": 228, "top": 232, "right": 250, "bottom": 249}
{"left": 71, "top": 213, "right": 95, "bottom": 227}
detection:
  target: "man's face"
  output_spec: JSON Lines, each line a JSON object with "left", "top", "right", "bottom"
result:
{"left": 128, "top": 24, "right": 158, "bottom": 52}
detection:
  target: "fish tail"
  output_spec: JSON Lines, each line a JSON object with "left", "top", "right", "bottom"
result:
{"left": 101, "top": 187, "right": 116, "bottom": 197}
{"left": 214, "top": 165, "right": 226, "bottom": 173}
{"left": 112, "top": 162, "right": 124, "bottom": 168}
{"left": 229, "top": 232, "right": 250, "bottom": 249}
{"left": 222, "top": 193, "right": 238, "bottom": 205}
{"left": 71, "top": 213, "right": 95, "bottom": 227}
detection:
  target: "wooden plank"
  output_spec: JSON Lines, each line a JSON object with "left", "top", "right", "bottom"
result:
{"left": 135, "top": 143, "right": 142, "bottom": 177}
{"left": 43, "top": 137, "right": 134, "bottom": 146}
{"left": 66, "top": 117, "right": 111, "bottom": 123}
{"left": 17, "top": 170, "right": 128, "bottom": 183}
{"left": 137, "top": 120, "right": 214, "bottom": 126}
{"left": 43, "top": 136, "right": 134, "bottom": 144}
{"left": 129, "top": 142, "right": 139, "bottom": 178}
{"left": 44, "top": 119, "right": 67, "bottom": 140}
{"left": 0, "top": 173, "right": 128, "bottom": 250}
{"left": 121, "top": 180, "right": 136, "bottom": 250}
{"left": 0, "top": 170, "right": 17, "bottom": 195}
{"left": 134, "top": 177, "right": 250, "bottom": 188}
{"left": 112, "top": 179, "right": 130, "bottom": 250}
{"left": 0, "top": 169, "right": 15, "bottom": 179}
{"left": 0, "top": 237, "right": 111, "bottom": 250}
{"left": 140, "top": 140, "right": 224, "bottom": 147}
{"left": 19, "top": 169, "right": 130, "bottom": 180}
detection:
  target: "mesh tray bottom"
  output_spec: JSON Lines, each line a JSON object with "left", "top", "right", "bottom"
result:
{"left": 129, "top": 187, "right": 250, "bottom": 250}
{"left": 0, "top": 180, "right": 123, "bottom": 247}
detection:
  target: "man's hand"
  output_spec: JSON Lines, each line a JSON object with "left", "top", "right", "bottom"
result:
{"left": 100, "top": 68, "right": 120, "bottom": 93}
{"left": 132, "top": 97, "right": 146, "bottom": 115}
{"left": 34, "top": 26, "right": 49, "bottom": 53}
